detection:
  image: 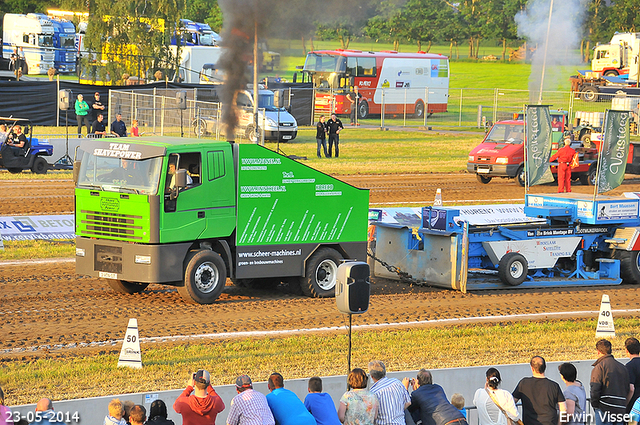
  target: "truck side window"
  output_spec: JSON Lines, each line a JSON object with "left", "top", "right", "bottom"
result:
{"left": 180, "top": 152, "right": 201, "bottom": 188}
{"left": 359, "top": 58, "right": 376, "bottom": 77}
{"left": 207, "top": 150, "right": 225, "bottom": 180}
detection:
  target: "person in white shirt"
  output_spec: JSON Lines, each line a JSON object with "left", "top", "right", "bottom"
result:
{"left": 473, "top": 368, "right": 521, "bottom": 425}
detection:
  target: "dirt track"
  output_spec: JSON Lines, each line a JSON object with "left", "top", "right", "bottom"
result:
{"left": 2, "top": 173, "right": 640, "bottom": 357}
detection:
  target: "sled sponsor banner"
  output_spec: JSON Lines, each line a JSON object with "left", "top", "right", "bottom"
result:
{"left": 598, "top": 110, "right": 631, "bottom": 193}
{"left": 525, "top": 105, "right": 555, "bottom": 186}
{"left": 0, "top": 215, "right": 75, "bottom": 240}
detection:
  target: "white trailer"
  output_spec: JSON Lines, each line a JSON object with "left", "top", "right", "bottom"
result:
{"left": 2, "top": 13, "right": 55, "bottom": 75}
{"left": 171, "top": 45, "right": 222, "bottom": 83}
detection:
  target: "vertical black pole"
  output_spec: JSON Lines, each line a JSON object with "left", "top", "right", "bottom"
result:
{"left": 347, "top": 313, "right": 352, "bottom": 389}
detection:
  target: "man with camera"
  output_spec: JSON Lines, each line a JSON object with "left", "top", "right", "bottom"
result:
{"left": 403, "top": 369, "right": 467, "bottom": 425}
{"left": 173, "top": 370, "right": 225, "bottom": 425}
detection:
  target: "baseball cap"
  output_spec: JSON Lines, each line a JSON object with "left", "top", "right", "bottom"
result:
{"left": 194, "top": 369, "right": 210, "bottom": 385}
{"left": 235, "top": 375, "right": 252, "bottom": 388}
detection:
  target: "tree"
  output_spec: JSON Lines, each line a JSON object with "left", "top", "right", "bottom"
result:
{"left": 482, "top": 0, "right": 526, "bottom": 61}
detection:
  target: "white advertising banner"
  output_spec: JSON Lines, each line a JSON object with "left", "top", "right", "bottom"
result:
{"left": 0, "top": 214, "right": 75, "bottom": 240}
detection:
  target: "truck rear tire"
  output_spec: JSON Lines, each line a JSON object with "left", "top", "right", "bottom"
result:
{"left": 31, "top": 157, "right": 48, "bottom": 174}
{"left": 581, "top": 86, "right": 599, "bottom": 102}
{"left": 476, "top": 174, "right": 492, "bottom": 184}
{"left": 358, "top": 101, "right": 369, "bottom": 120}
{"left": 179, "top": 250, "right": 226, "bottom": 304}
{"left": 516, "top": 166, "right": 525, "bottom": 187}
{"left": 619, "top": 251, "right": 640, "bottom": 284}
{"left": 498, "top": 252, "right": 528, "bottom": 286}
{"left": 107, "top": 280, "right": 149, "bottom": 294}
{"left": 300, "top": 247, "right": 342, "bottom": 298}
{"left": 414, "top": 101, "right": 425, "bottom": 119}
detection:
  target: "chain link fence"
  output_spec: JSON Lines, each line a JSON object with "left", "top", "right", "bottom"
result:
{"left": 105, "top": 86, "right": 640, "bottom": 138}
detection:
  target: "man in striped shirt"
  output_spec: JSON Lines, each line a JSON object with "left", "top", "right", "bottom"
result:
{"left": 226, "top": 375, "right": 275, "bottom": 425}
{"left": 368, "top": 360, "right": 411, "bottom": 425}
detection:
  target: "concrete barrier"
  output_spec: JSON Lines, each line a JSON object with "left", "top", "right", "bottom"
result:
{"left": 9, "top": 359, "right": 605, "bottom": 425}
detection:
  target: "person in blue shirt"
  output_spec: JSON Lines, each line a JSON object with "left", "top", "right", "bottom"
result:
{"left": 266, "top": 372, "right": 316, "bottom": 425}
{"left": 111, "top": 114, "right": 127, "bottom": 137}
{"left": 304, "top": 376, "right": 341, "bottom": 425}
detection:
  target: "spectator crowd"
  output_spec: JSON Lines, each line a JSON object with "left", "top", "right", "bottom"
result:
{"left": 2, "top": 338, "right": 640, "bottom": 425}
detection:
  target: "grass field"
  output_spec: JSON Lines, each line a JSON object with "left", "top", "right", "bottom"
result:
{"left": 1, "top": 317, "right": 636, "bottom": 405}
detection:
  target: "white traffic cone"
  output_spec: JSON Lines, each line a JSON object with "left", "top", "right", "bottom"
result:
{"left": 118, "top": 318, "right": 143, "bottom": 368}
{"left": 595, "top": 294, "right": 615, "bottom": 338}
{"left": 433, "top": 188, "right": 443, "bottom": 206}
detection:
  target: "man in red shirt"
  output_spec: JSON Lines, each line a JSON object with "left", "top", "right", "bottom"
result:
{"left": 550, "top": 137, "right": 577, "bottom": 193}
{"left": 173, "top": 369, "right": 225, "bottom": 425}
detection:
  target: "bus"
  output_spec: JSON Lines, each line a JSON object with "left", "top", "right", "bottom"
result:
{"left": 302, "top": 49, "right": 449, "bottom": 119}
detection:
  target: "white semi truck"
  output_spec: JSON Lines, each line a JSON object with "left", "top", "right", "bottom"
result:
{"left": 2, "top": 13, "right": 55, "bottom": 75}
{"left": 172, "top": 45, "right": 222, "bottom": 83}
{"left": 592, "top": 32, "right": 640, "bottom": 79}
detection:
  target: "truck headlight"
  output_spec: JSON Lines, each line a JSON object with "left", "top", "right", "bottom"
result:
{"left": 468, "top": 155, "right": 474, "bottom": 162}
{"left": 135, "top": 255, "right": 152, "bottom": 265}
{"left": 266, "top": 118, "right": 277, "bottom": 127}
{"left": 496, "top": 157, "right": 509, "bottom": 164}
{"left": 76, "top": 248, "right": 86, "bottom": 257}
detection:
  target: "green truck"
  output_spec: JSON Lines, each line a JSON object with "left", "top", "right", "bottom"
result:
{"left": 74, "top": 137, "right": 369, "bottom": 304}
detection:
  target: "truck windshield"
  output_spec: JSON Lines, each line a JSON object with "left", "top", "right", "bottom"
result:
{"left": 485, "top": 124, "right": 525, "bottom": 144}
{"left": 60, "top": 35, "right": 75, "bottom": 48}
{"left": 38, "top": 35, "right": 54, "bottom": 47}
{"left": 76, "top": 152, "right": 163, "bottom": 195}
{"left": 304, "top": 53, "right": 346, "bottom": 73}
{"left": 199, "top": 33, "right": 216, "bottom": 46}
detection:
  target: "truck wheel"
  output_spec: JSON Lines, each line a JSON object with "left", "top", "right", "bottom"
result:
{"left": 31, "top": 157, "right": 48, "bottom": 174}
{"left": 579, "top": 164, "right": 596, "bottom": 185}
{"left": 414, "top": 101, "right": 425, "bottom": 118}
{"left": 7, "top": 168, "right": 22, "bottom": 174}
{"left": 476, "top": 174, "right": 492, "bottom": 184}
{"left": 619, "top": 251, "right": 640, "bottom": 284}
{"left": 107, "top": 280, "right": 149, "bottom": 294}
{"left": 179, "top": 250, "right": 226, "bottom": 304}
{"left": 516, "top": 166, "right": 525, "bottom": 187}
{"left": 498, "top": 252, "right": 528, "bottom": 286}
{"left": 604, "top": 70, "right": 619, "bottom": 77}
{"left": 300, "top": 247, "right": 342, "bottom": 298}
{"left": 358, "top": 101, "right": 369, "bottom": 120}
{"left": 581, "top": 86, "right": 599, "bottom": 102}
{"left": 580, "top": 132, "right": 591, "bottom": 145}
{"left": 246, "top": 125, "right": 262, "bottom": 143}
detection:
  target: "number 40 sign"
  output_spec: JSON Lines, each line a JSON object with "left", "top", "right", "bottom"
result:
{"left": 595, "top": 294, "right": 615, "bottom": 338}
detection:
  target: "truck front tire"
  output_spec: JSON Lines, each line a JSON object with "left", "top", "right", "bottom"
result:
{"left": 107, "top": 280, "right": 149, "bottom": 294}
{"left": 300, "top": 247, "right": 342, "bottom": 298}
{"left": 476, "top": 174, "right": 492, "bottom": 184}
{"left": 180, "top": 250, "right": 226, "bottom": 304}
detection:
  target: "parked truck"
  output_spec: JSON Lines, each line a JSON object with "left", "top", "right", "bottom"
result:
{"left": 2, "top": 13, "right": 55, "bottom": 75}
{"left": 171, "top": 19, "right": 221, "bottom": 47}
{"left": 172, "top": 45, "right": 222, "bottom": 83}
{"left": 592, "top": 32, "right": 640, "bottom": 77}
{"left": 74, "top": 137, "right": 368, "bottom": 304}
{"left": 570, "top": 71, "right": 640, "bottom": 102}
{"left": 47, "top": 16, "right": 77, "bottom": 73}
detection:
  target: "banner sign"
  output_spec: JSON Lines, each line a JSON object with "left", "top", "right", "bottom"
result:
{"left": 525, "top": 105, "right": 554, "bottom": 186}
{"left": 597, "top": 110, "right": 631, "bottom": 193}
{"left": 0, "top": 215, "right": 75, "bottom": 240}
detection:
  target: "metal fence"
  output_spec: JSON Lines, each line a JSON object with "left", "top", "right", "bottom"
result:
{"left": 104, "top": 86, "right": 640, "bottom": 138}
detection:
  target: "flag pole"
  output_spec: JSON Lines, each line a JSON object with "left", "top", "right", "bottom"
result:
{"left": 592, "top": 109, "right": 608, "bottom": 204}
{"left": 524, "top": 104, "right": 529, "bottom": 194}
{"left": 538, "top": 0, "right": 554, "bottom": 104}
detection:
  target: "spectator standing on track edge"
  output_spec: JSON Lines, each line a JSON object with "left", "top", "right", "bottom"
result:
{"left": 368, "top": 360, "right": 410, "bottom": 425}
{"left": 266, "top": 372, "right": 316, "bottom": 425}
{"left": 348, "top": 86, "right": 362, "bottom": 126}
{"left": 304, "top": 376, "right": 341, "bottom": 425}
{"left": 316, "top": 115, "right": 328, "bottom": 158}
{"left": 128, "top": 406, "right": 146, "bottom": 425}
{"left": 558, "top": 362, "right": 587, "bottom": 425}
{"left": 590, "top": 339, "right": 632, "bottom": 425}
{"left": 326, "top": 113, "right": 343, "bottom": 158}
{"left": 339, "top": 368, "right": 379, "bottom": 425}
{"left": 173, "top": 369, "right": 225, "bottom": 425}
{"left": 31, "top": 398, "right": 55, "bottom": 425}
{"left": 146, "top": 400, "right": 174, "bottom": 425}
{"left": 104, "top": 398, "right": 126, "bottom": 425}
{"left": 473, "top": 367, "right": 520, "bottom": 425}
{"left": 226, "top": 374, "right": 274, "bottom": 425}
{"left": 92, "top": 114, "right": 107, "bottom": 137}
{"left": 512, "top": 356, "right": 566, "bottom": 425}
{"left": 91, "top": 92, "right": 106, "bottom": 122}
{"left": 75, "top": 94, "right": 91, "bottom": 136}
{"left": 625, "top": 337, "right": 640, "bottom": 413}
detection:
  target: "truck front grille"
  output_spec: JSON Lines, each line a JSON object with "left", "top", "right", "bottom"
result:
{"left": 80, "top": 210, "right": 143, "bottom": 240}
{"left": 95, "top": 245, "right": 123, "bottom": 273}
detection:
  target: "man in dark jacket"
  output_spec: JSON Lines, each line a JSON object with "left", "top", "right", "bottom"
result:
{"left": 626, "top": 337, "right": 640, "bottom": 413}
{"left": 403, "top": 369, "right": 467, "bottom": 425}
{"left": 325, "top": 113, "right": 343, "bottom": 158}
{"left": 590, "top": 339, "right": 632, "bottom": 425}
{"left": 173, "top": 369, "right": 225, "bottom": 425}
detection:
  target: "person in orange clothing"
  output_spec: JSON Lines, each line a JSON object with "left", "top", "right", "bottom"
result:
{"left": 550, "top": 137, "right": 577, "bottom": 193}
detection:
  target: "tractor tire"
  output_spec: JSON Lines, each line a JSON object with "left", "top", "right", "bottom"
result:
{"left": 107, "top": 280, "right": 149, "bottom": 294}
{"left": 414, "top": 100, "right": 425, "bottom": 118}
{"left": 580, "top": 132, "right": 591, "bottom": 145}
{"left": 31, "top": 157, "right": 48, "bottom": 174}
{"left": 299, "top": 247, "right": 342, "bottom": 298}
{"left": 581, "top": 86, "right": 599, "bottom": 102}
{"left": 358, "top": 101, "right": 369, "bottom": 120}
{"left": 619, "top": 250, "right": 640, "bottom": 284}
{"left": 498, "top": 252, "right": 528, "bottom": 286}
{"left": 476, "top": 174, "right": 492, "bottom": 184}
{"left": 179, "top": 249, "right": 226, "bottom": 304}
{"left": 516, "top": 166, "right": 525, "bottom": 187}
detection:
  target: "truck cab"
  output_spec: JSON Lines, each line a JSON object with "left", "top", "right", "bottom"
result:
{"left": 2, "top": 13, "right": 55, "bottom": 75}
{"left": 171, "top": 19, "right": 221, "bottom": 47}
{"left": 592, "top": 32, "right": 640, "bottom": 78}
{"left": 47, "top": 16, "right": 77, "bottom": 73}
{"left": 467, "top": 113, "right": 597, "bottom": 186}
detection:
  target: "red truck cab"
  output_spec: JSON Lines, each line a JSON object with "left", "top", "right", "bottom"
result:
{"left": 467, "top": 114, "right": 598, "bottom": 186}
